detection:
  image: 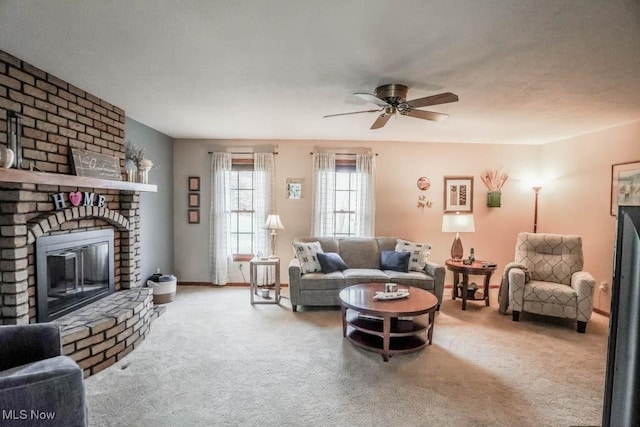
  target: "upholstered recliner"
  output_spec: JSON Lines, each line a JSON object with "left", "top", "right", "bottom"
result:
{"left": 505, "top": 232, "right": 595, "bottom": 333}
{"left": 0, "top": 324, "right": 88, "bottom": 426}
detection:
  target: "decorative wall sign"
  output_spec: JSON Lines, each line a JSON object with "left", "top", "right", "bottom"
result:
{"left": 70, "top": 148, "right": 122, "bottom": 180}
{"left": 417, "top": 177, "right": 431, "bottom": 191}
{"left": 51, "top": 191, "right": 106, "bottom": 210}
{"left": 444, "top": 176, "right": 474, "bottom": 213}
{"left": 611, "top": 160, "right": 640, "bottom": 216}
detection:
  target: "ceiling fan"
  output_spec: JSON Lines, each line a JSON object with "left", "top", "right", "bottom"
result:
{"left": 324, "top": 84, "right": 459, "bottom": 130}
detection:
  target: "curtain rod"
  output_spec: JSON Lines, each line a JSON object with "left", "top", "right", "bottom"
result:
{"left": 309, "top": 152, "right": 378, "bottom": 156}
{"left": 208, "top": 151, "right": 278, "bottom": 155}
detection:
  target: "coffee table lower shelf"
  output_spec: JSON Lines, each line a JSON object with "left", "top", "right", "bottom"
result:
{"left": 344, "top": 311, "right": 432, "bottom": 361}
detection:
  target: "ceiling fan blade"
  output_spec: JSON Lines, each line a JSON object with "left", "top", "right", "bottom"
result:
{"left": 370, "top": 113, "right": 392, "bottom": 129}
{"left": 406, "top": 92, "right": 459, "bottom": 109}
{"left": 323, "top": 108, "right": 382, "bottom": 118}
{"left": 403, "top": 109, "right": 449, "bottom": 122}
{"left": 354, "top": 93, "right": 390, "bottom": 108}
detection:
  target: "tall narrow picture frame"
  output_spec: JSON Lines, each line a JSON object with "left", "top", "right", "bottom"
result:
{"left": 610, "top": 160, "right": 640, "bottom": 216}
{"left": 444, "top": 176, "right": 474, "bottom": 213}
{"left": 188, "top": 176, "right": 200, "bottom": 192}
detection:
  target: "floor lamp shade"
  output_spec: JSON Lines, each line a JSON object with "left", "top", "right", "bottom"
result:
{"left": 442, "top": 214, "right": 475, "bottom": 260}
{"left": 264, "top": 214, "right": 284, "bottom": 257}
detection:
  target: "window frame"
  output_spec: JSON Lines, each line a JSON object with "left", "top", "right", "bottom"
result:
{"left": 228, "top": 159, "right": 256, "bottom": 258}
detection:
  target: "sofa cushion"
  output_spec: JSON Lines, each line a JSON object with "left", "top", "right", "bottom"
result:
{"left": 380, "top": 250, "right": 410, "bottom": 272}
{"left": 395, "top": 239, "right": 431, "bottom": 272}
{"left": 343, "top": 268, "right": 390, "bottom": 286}
{"left": 299, "top": 271, "right": 345, "bottom": 290}
{"left": 317, "top": 252, "right": 348, "bottom": 273}
{"left": 339, "top": 238, "right": 381, "bottom": 269}
{"left": 292, "top": 241, "right": 324, "bottom": 274}
{"left": 384, "top": 270, "right": 434, "bottom": 289}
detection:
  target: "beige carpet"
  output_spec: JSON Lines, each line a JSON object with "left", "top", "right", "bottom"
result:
{"left": 85, "top": 286, "right": 608, "bottom": 426}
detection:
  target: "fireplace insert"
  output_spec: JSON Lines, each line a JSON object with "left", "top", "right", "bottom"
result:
{"left": 36, "top": 229, "right": 115, "bottom": 322}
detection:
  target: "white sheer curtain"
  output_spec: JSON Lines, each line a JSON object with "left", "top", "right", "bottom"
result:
{"left": 354, "top": 153, "right": 375, "bottom": 237}
{"left": 253, "top": 153, "right": 275, "bottom": 257}
{"left": 311, "top": 153, "right": 336, "bottom": 236}
{"left": 209, "top": 152, "right": 232, "bottom": 285}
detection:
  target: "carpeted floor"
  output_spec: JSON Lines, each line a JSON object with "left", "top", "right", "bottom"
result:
{"left": 85, "top": 286, "right": 608, "bottom": 427}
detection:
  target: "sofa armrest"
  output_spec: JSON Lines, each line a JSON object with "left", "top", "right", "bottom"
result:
{"left": 288, "top": 258, "right": 303, "bottom": 306}
{"left": 425, "top": 260, "right": 445, "bottom": 305}
{"left": 572, "top": 271, "right": 596, "bottom": 322}
{"left": 0, "top": 324, "right": 62, "bottom": 371}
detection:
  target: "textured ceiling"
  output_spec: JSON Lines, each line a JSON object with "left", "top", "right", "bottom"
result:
{"left": 1, "top": 0, "right": 640, "bottom": 144}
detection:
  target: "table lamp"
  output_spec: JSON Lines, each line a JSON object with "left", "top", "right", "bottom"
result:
{"left": 264, "top": 214, "right": 284, "bottom": 257}
{"left": 442, "top": 213, "right": 475, "bottom": 260}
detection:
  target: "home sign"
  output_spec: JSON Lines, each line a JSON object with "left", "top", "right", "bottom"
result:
{"left": 51, "top": 192, "right": 107, "bottom": 210}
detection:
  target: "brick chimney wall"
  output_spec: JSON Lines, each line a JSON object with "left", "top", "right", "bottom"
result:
{"left": 0, "top": 50, "right": 143, "bottom": 325}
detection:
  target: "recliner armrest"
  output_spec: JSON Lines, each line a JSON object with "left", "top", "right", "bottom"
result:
{"left": 0, "top": 324, "right": 62, "bottom": 371}
{"left": 571, "top": 271, "right": 595, "bottom": 297}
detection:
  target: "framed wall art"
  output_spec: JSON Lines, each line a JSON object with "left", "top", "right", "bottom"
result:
{"left": 610, "top": 160, "right": 640, "bottom": 216}
{"left": 286, "top": 178, "right": 304, "bottom": 199}
{"left": 188, "top": 209, "right": 200, "bottom": 224}
{"left": 444, "top": 176, "right": 474, "bottom": 213}
{"left": 188, "top": 176, "right": 200, "bottom": 192}
{"left": 188, "top": 193, "right": 200, "bottom": 208}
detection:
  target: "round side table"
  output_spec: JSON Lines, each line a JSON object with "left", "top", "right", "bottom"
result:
{"left": 445, "top": 260, "right": 497, "bottom": 310}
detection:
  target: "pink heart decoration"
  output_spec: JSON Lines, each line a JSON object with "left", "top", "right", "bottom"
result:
{"left": 69, "top": 192, "right": 83, "bottom": 206}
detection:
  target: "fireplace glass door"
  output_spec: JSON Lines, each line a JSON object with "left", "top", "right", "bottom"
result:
{"left": 37, "top": 229, "right": 115, "bottom": 321}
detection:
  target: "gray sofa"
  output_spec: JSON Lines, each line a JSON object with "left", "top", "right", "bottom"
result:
{"left": 0, "top": 324, "right": 88, "bottom": 427}
{"left": 288, "top": 236, "right": 445, "bottom": 312}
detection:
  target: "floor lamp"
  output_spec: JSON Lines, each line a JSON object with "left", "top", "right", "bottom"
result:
{"left": 264, "top": 214, "right": 284, "bottom": 257}
{"left": 442, "top": 213, "right": 475, "bottom": 260}
{"left": 532, "top": 185, "right": 542, "bottom": 233}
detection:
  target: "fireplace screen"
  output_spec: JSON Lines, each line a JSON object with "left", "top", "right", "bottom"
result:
{"left": 36, "top": 229, "right": 115, "bottom": 322}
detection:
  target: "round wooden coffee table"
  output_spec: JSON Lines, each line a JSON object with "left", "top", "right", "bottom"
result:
{"left": 339, "top": 283, "right": 438, "bottom": 362}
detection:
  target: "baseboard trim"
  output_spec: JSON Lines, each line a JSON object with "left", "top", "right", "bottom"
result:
{"left": 444, "top": 284, "right": 500, "bottom": 289}
{"left": 177, "top": 281, "right": 289, "bottom": 287}
{"left": 593, "top": 307, "right": 610, "bottom": 317}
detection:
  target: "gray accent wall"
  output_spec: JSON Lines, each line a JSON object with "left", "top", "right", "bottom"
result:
{"left": 125, "top": 117, "right": 174, "bottom": 282}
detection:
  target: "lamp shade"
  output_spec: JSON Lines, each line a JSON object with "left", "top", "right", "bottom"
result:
{"left": 442, "top": 214, "right": 475, "bottom": 233}
{"left": 264, "top": 214, "right": 284, "bottom": 230}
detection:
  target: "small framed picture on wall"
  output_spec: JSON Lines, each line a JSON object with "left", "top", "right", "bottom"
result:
{"left": 611, "top": 160, "right": 640, "bottom": 216}
{"left": 188, "top": 193, "right": 200, "bottom": 208}
{"left": 188, "top": 209, "right": 200, "bottom": 224}
{"left": 188, "top": 176, "right": 200, "bottom": 192}
{"left": 444, "top": 176, "right": 474, "bottom": 213}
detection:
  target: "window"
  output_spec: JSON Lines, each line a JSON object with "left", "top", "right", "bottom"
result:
{"left": 312, "top": 153, "right": 375, "bottom": 237}
{"left": 229, "top": 164, "right": 255, "bottom": 256}
{"left": 334, "top": 165, "right": 357, "bottom": 236}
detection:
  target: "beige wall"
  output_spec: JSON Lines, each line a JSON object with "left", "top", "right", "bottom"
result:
{"left": 539, "top": 121, "right": 640, "bottom": 312}
{"left": 173, "top": 121, "right": 640, "bottom": 314}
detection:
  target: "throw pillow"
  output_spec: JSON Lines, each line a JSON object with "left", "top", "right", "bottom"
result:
{"left": 292, "top": 241, "right": 324, "bottom": 274}
{"left": 380, "top": 250, "right": 410, "bottom": 272}
{"left": 317, "top": 252, "right": 348, "bottom": 274}
{"left": 395, "top": 239, "right": 431, "bottom": 272}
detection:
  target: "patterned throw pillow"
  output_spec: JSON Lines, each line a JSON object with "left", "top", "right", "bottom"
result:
{"left": 395, "top": 239, "right": 431, "bottom": 272}
{"left": 292, "top": 241, "right": 324, "bottom": 274}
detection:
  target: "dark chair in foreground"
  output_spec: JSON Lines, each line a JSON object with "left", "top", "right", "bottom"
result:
{"left": 506, "top": 232, "right": 595, "bottom": 333}
{"left": 0, "top": 324, "right": 88, "bottom": 426}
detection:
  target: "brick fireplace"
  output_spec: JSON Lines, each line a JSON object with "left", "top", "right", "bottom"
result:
{"left": 0, "top": 50, "right": 158, "bottom": 376}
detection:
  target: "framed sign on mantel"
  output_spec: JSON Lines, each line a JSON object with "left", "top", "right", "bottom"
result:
{"left": 444, "top": 176, "right": 474, "bottom": 213}
{"left": 70, "top": 148, "right": 122, "bottom": 181}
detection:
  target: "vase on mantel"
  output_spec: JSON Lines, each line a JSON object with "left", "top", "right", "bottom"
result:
{"left": 0, "top": 147, "right": 15, "bottom": 168}
{"left": 137, "top": 159, "right": 154, "bottom": 184}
